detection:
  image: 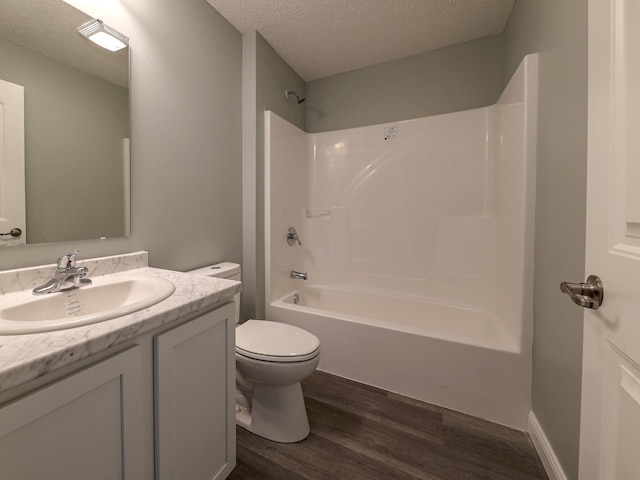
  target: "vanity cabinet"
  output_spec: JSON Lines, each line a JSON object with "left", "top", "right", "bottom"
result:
{"left": 0, "top": 346, "right": 144, "bottom": 480}
{"left": 0, "top": 301, "right": 236, "bottom": 480}
{"left": 155, "top": 303, "right": 236, "bottom": 480}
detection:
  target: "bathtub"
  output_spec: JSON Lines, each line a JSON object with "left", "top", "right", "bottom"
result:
{"left": 267, "top": 285, "right": 531, "bottom": 429}
{"left": 264, "top": 55, "right": 538, "bottom": 430}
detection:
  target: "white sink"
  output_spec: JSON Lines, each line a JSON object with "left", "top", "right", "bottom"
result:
{"left": 0, "top": 276, "right": 176, "bottom": 335}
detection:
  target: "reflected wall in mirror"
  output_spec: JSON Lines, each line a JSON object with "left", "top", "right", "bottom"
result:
{"left": 0, "top": 0, "right": 130, "bottom": 246}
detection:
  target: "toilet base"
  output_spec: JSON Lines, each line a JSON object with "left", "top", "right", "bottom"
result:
{"left": 235, "top": 382, "right": 310, "bottom": 443}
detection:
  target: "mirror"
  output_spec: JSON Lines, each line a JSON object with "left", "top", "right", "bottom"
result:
{"left": 0, "top": 0, "right": 130, "bottom": 246}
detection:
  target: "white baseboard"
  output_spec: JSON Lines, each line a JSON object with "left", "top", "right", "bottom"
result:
{"left": 528, "top": 411, "right": 569, "bottom": 480}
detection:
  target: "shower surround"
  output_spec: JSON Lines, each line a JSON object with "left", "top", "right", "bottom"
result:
{"left": 265, "top": 54, "right": 538, "bottom": 429}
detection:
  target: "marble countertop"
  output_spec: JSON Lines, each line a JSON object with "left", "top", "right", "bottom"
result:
{"left": 0, "top": 252, "right": 241, "bottom": 394}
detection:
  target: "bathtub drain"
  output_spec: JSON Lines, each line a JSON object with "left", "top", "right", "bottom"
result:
{"left": 293, "top": 293, "right": 300, "bottom": 304}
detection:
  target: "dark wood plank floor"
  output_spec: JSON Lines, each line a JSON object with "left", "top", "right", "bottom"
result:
{"left": 227, "top": 371, "right": 549, "bottom": 480}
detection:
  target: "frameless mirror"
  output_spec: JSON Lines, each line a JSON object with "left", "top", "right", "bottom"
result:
{"left": 0, "top": 0, "right": 130, "bottom": 246}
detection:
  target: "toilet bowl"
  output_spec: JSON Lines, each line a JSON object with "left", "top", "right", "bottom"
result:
{"left": 187, "top": 262, "right": 321, "bottom": 443}
{"left": 236, "top": 319, "right": 320, "bottom": 442}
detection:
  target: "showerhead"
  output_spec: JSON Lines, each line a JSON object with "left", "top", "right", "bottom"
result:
{"left": 285, "top": 89, "right": 305, "bottom": 104}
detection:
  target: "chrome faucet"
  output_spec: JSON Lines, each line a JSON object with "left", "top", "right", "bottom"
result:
{"left": 287, "top": 227, "right": 302, "bottom": 246}
{"left": 32, "top": 250, "right": 92, "bottom": 295}
{"left": 290, "top": 270, "right": 308, "bottom": 280}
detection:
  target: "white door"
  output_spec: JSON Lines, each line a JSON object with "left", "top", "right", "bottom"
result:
{"left": 577, "top": 1, "right": 640, "bottom": 478}
{"left": 0, "top": 78, "right": 26, "bottom": 245}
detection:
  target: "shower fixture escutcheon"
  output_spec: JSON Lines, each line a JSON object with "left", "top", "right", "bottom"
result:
{"left": 287, "top": 227, "right": 302, "bottom": 246}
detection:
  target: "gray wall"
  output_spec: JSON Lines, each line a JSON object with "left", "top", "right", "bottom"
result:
{"left": 242, "top": 31, "right": 305, "bottom": 320}
{"left": 0, "top": 0, "right": 243, "bottom": 274}
{"left": 504, "top": 1, "right": 587, "bottom": 479}
{"left": 0, "top": 38, "right": 128, "bottom": 244}
{"left": 305, "top": 34, "right": 505, "bottom": 133}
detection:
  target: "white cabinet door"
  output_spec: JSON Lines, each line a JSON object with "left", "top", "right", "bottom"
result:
{"left": 155, "top": 303, "right": 236, "bottom": 480}
{"left": 0, "top": 346, "right": 143, "bottom": 480}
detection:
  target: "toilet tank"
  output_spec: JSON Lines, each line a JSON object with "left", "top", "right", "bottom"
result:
{"left": 187, "top": 262, "right": 241, "bottom": 323}
{"left": 188, "top": 262, "right": 241, "bottom": 281}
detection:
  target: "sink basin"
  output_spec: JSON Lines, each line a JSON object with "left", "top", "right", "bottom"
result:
{"left": 0, "top": 276, "right": 176, "bottom": 335}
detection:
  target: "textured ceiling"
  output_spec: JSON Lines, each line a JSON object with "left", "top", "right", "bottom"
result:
{"left": 0, "top": 0, "right": 128, "bottom": 88}
{"left": 206, "top": 0, "right": 515, "bottom": 81}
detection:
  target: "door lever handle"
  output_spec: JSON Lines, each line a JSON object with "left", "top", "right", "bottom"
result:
{"left": 560, "top": 275, "right": 604, "bottom": 309}
{"left": 0, "top": 228, "right": 22, "bottom": 238}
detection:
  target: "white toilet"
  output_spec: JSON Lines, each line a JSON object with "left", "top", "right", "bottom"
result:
{"left": 188, "top": 262, "right": 320, "bottom": 443}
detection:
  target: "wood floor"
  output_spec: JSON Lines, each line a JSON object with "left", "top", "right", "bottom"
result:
{"left": 227, "top": 371, "right": 549, "bottom": 480}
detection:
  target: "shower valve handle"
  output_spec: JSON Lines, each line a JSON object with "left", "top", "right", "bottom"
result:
{"left": 287, "top": 227, "right": 302, "bottom": 246}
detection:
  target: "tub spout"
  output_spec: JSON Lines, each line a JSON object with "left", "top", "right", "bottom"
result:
{"left": 291, "top": 270, "right": 308, "bottom": 280}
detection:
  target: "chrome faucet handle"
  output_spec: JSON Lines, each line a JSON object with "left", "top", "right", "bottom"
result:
{"left": 72, "top": 269, "right": 91, "bottom": 288}
{"left": 287, "top": 227, "right": 302, "bottom": 246}
{"left": 33, "top": 250, "right": 89, "bottom": 295}
{"left": 57, "top": 250, "right": 80, "bottom": 269}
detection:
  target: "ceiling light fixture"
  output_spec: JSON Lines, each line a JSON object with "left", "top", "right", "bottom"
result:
{"left": 77, "top": 19, "right": 128, "bottom": 52}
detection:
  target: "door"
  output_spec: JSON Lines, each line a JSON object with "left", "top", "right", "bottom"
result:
{"left": 579, "top": 0, "right": 640, "bottom": 478}
{"left": 0, "top": 78, "right": 26, "bottom": 245}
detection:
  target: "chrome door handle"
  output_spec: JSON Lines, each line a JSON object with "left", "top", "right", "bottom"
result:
{"left": 0, "top": 228, "right": 22, "bottom": 238}
{"left": 560, "top": 275, "right": 604, "bottom": 309}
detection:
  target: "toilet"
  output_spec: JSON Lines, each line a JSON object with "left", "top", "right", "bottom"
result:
{"left": 187, "top": 262, "right": 320, "bottom": 443}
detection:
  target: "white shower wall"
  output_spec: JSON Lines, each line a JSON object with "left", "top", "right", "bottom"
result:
{"left": 489, "top": 57, "right": 537, "bottom": 351}
{"left": 268, "top": 54, "right": 537, "bottom": 353}
{"left": 265, "top": 55, "right": 538, "bottom": 427}
{"left": 306, "top": 106, "right": 495, "bottom": 309}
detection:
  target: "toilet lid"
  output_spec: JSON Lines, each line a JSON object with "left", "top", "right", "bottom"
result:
{"left": 236, "top": 320, "right": 320, "bottom": 362}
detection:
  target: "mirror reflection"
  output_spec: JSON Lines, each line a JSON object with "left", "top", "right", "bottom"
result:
{"left": 0, "top": 0, "right": 130, "bottom": 246}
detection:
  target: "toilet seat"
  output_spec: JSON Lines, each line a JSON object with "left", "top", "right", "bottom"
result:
{"left": 236, "top": 348, "right": 320, "bottom": 363}
{"left": 236, "top": 320, "right": 320, "bottom": 363}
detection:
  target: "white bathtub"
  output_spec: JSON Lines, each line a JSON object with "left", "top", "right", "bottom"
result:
{"left": 279, "top": 285, "right": 517, "bottom": 352}
{"left": 267, "top": 285, "right": 531, "bottom": 429}
{"left": 264, "top": 55, "right": 538, "bottom": 430}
